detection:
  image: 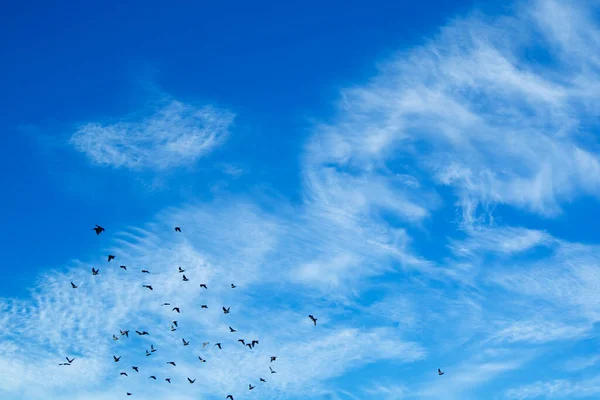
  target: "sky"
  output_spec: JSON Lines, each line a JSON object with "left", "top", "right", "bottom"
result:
{"left": 2, "top": 0, "right": 600, "bottom": 399}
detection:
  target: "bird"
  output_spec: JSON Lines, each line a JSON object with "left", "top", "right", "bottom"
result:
{"left": 141, "top": 270, "right": 150, "bottom": 274}
{"left": 251, "top": 340, "right": 259, "bottom": 348}
{"left": 178, "top": 267, "right": 185, "bottom": 273}
{"left": 92, "top": 268, "right": 99, "bottom": 275}
{"left": 199, "top": 284, "right": 207, "bottom": 289}
{"left": 126, "top": 393, "right": 132, "bottom": 396}
{"left": 309, "top": 315, "right": 317, "bottom": 325}
{"left": 112, "top": 335, "right": 119, "bottom": 341}
{"left": 231, "top": 283, "right": 236, "bottom": 288}
{"left": 58, "top": 362, "right": 71, "bottom": 366}
{"left": 270, "top": 356, "right": 277, "bottom": 362}
{"left": 202, "top": 342, "right": 209, "bottom": 348}
{"left": 172, "top": 321, "right": 178, "bottom": 327}
{"left": 170, "top": 325, "right": 177, "bottom": 332}
{"left": 229, "top": 326, "right": 236, "bottom": 332}
{"left": 120, "top": 330, "right": 129, "bottom": 337}
{"left": 166, "top": 361, "right": 176, "bottom": 366}
{"left": 227, "top": 396, "right": 234, "bottom": 400}
{"left": 182, "top": 338, "right": 190, "bottom": 346}
{"left": 238, "top": 339, "right": 246, "bottom": 345}
{"left": 260, "top": 378, "right": 266, "bottom": 382}
{"left": 70, "top": 282, "right": 78, "bottom": 289}
{"left": 142, "top": 285, "right": 153, "bottom": 290}
{"left": 145, "top": 350, "right": 151, "bottom": 357}
{"left": 149, "top": 376, "right": 156, "bottom": 380}
{"left": 150, "top": 344, "right": 156, "bottom": 352}
{"left": 223, "top": 306, "right": 230, "bottom": 314}
{"left": 215, "top": 343, "right": 222, "bottom": 349}
{"left": 198, "top": 356, "right": 206, "bottom": 362}
{"left": 120, "top": 372, "right": 128, "bottom": 376}
{"left": 132, "top": 366, "right": 139, "bottom": 372}
{"left": 175, "top": 227, "right": 181, "bottom": 232}
{"left": 92, "top": 225, "right": 105, "bottom": 235}
{"left": 108, "top": 255, "right": 115, "bottom": 262}
{"left": 165, "top": 378, "right": 171, "bottom": 383}
{"left": 172, "top": 307, "right": 180, "bottom": 313}
{"left": 135, "top": 330, "right": 149, "bottom": 336}
{"left": 270, "top": 366, "right": 276, "bottom": 374}
{"left": 438, "top": 368, "right": 444, "bottom": 376}
{"left": 249, "top": 384, "right": 255, "bottom": 390}
{"left": 187, "top": 378, "right": 195, "bottom": 384}
{"left": 162, "top": 303, "right": 170, "bottom": 306}
{"left": 246, "top": 343, "right": 252, "bottom": 350}
{"left": 182, "top": 275, "right": 189, "bottom": 282}
{"left": 201, "top": 305, "right": 208, "bottom": 309}
{"left": 66, "top": 357, "right": 74, "bottom": 364}
{"left": 113, "top": 355, "right": 121, "bottom": 362}
{"left": 120, "top": 265, "right": 127, "bottom": 270}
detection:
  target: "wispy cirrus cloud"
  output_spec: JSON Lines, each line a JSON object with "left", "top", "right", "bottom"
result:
{"left": 70, "top": 99, "right": 235, "bottom": 170}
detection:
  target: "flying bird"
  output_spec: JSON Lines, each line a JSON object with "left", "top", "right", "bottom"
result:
{"left": 142, "top": 285, "right": 153, "bottom": 290}
{"left": 226, "top": 396, "right": 234, "bottom": 400}
{"left": 141, "top": 270, "right": 150, "bottom": 274}
{"left": 187, "top": 378, "right": 196, "bottom": 384}
{"left": 145, "top": 350, "right": 151, "bottom": 357}
{"left": 58, "top": 362, "right": 71, "bottom": 366}
{"left": 92, "top": 268, "right": 99, "bottom": 275}
{"left": 178, "top": 267, "right": 185, "bottom": 273}
{"left": 70, "top": 282, "right": 78, "bottom": 289}
{"left": 175, "top": 227, "right": 181, "bottom": 232}
{"left": 270, "top": 366, "right": 276, "bottom": 374}
{"left": 148, "top": 376, "right": 156, "bottom": 380}
{"left": 113, "top": 355, "right": 121, "bottom": 362}
{"left": 132, "top": 366, "right": 139, "bottom": 372}
{"left": 229, "top": 326, "right": 236, "bottom": 332}
{"left": 126, "top": 393, "right": 132, "bottom": 396}
{"left": 199, "top": 284, "right": 207, "bottom": 289}
{"left": 238, "top": 339, "right": 245, "bottom": 345}
{"left": 182, "top": 338, "right": 190, "bottom": 346}
{"left": 182, "top": 275, "right": 189, "bottom": 282}
{"left": 215, "top": 343, "right": 222, "bottom": 349}
{"left": 172, "top": 321, "right": 178, "bottom": 327}
{"left": 246, "top": 343, "right": 252, "bottom": 350}
{"left": 113, "top": 335, "right": 119, "bottom": 341}
{"left": 260, "top": 378, "right": 266, "bottom": 382}
{"left": 172, "top": 307, "right": 180, "bottom": 313}
{"left": 309, "top": 315, "right": 317, "bottom": 325}
{"left": 202, "top": 342, "right": 209, "bottom": 348}
{"left": 270, "top": 356, "right": 277, "bottom": 362}
{"left": 438, "top": 368, "right": 444, "bottom": 376}
{"left": 120, "top": 372, "right": 128, "bottom": 376}
{"left": 201, "top": 305, "right": 208, "bottom": 309}
{"left": 162, "top": 303, "right": 170, "bottom": 306}
{"left": 231, "top": 283, "right": 236, "bottom": 288}
{"left": 170, "top": 325, "right": 177, "bottom": 332}
{"left": 198, "top": 356, "right": 206, "bottom": 362}
{"left": 251, "top": 340, "right": 259, "bottom": 348}
{"left": 167, "top": 361, "right": 176, "bottom": 366}
{"left": 135, "top": 330, "right": 149, "bottom": 336}
{"left": 108, "top": 255, "right": 115, "bottom": 262}
{"left": 223, "top": 306, "right": 230, "bottom": 314}
{"left": 165, "top": 378, "right": 171, "bottom": 383}
{"left": 150, "top": 344, "right": 156, "bottom": 352}
{"left": 249, "top": 384, "right": 255, "bottom": 390}
{"left": 120, "top": 265, "right": 127, "bottom": 270}
{"left": 120, "top": 330, "right": 129, "bottom": 337}
{"left": 92, "top": 225, "right": 105, "bottom": 235}
{"left": 66, "top": 357, "right": 74, "bottom": 364}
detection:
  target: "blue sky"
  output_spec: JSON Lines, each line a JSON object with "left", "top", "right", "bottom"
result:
{"left": 2, "top": 0, "right": 600, "bottom": 399}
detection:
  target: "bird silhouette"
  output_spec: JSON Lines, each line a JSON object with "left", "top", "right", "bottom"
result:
{"left": 201, "top": 305, "right": 208, "bottom": 309}
{"left": 120, "top": 372, "right": 128, "bottom": 376}
{"left": 215, "top": 343, "right": 222, "bottom": 349}
{"left": 187, "top": 378, "right": 195, "bottom": 384}
{"left": 162, "top": 303, "right": 170, "bottom": 306}
{"left": 172, "top": 307, "right": 180, "bottom": 313}
{"left": 150, "top": 344, "right": 156, "bottom": 352}
{"left": 120, "top": 330, "right": 129, "bottom": 337}
{"left": 113, "top": 355, "right": 121, "bottom": 362}
{"left": 231, "top": 283, "right": 236, "bottom": 288}
{"left": 202, "top": 342, "right": 209, "bottom": 348}
{"left": 135, "top": 330, "right": 149, "bottom": 336}
{"left": 92, "top": 268, "right": 99, "bottom": 275}
{"left": 170, "top": 325, "right": 177, "bottom": 332}
{"left": 182, "top": 338, "right": 190, "bottom": 346}
{"left": 70, "top": 282, "right": 78, "bottom": 289}
{"left": 270, "top": 356, "right": 277, "bottom": 362}
{"left": 223, "top": 306, "right": 230, "bottom": 314}
{"left": 229, "top": 326, "right": 236, "bottom": 332}
{"left": 92, "top": 225, "right": 105, "bottom": 235}
{"left": 199, "top": 284, "right": 207, "bottom": 289}
{"left": 175, "top": 227, "right": 181, "bottom": 232}
{"left": 167, "top": 361, "right": 176, "bottom": 366}
{"left": 260, "top": 378, "right": 266, "bottom": 382}
{"left": 246, "top": 343, "right": 252, "bottom": 350}
{"left": 120, "top": 265, "right": 127, "bottom": 270}
{"left": 66, "top": 357, "right": 74, "bottom": 364}
{"left": 270, "top": 366, "right": 276, "bottom": 374}
{"left": 172, "top": 321, "right": 178, "bottom": 328}
{"left": 58, "top": 362, "right": 71, "bottom": 366}
{"left": 132, "top": 366, "right": 139, "bottom": 372}
{"left": 182, "top": 275, "right": 189, "bottom": 282}
{"left": 251, "top": 340, "right": 259, "bottom": 348}
{"left": 148, "top": 376, "right": 156, "bottom": 380}
{"left": 309, "top": 315, "right": 317, "bottom": 325}
{"left": 178, "top": 267, "right": 185, "bottom": 273}
{"left": 142, "top": 285, "right": 153, "bottom": 290}
{"left": 113, "top": 335, "right": 119, "bottom": 341}
{"left": 226, "top": 396, "right": 234, "bottom": 400}
{"left": 141, "top": 270, "right": 150, "bottom": 274}
{"left": 165, "top": 378, "right": 171, "bottom": 383}
{"left": 438, "top": 368, "right": 444, "bottom": 376}
{"left": 126, "top": 393, "right": 132, "bottom": 396}
{"left": 145, "top": 350, "right": 151, "bottom": 357}
{"left": 238, "top": 339, "right": 245, "bottom": 345}
{"left": 198, "top": 356, "right": 206, "bottom": 362}
{"left": 108, "top": 255, "right": 115, "bottom": 262}
{"left": 249, "top": 384, "right": 255, "bottom": 390}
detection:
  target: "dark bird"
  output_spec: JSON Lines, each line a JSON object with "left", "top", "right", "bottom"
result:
{"left": 167, "top": 361, "right": 176, "bottom": 366}
{"left": 238, "top": 339, "right": 246, "bottom": 345}
{"left": 165, "top": 378, "right": 171, "bottom": 383}
{"left": 175, "top": 227, "right": 181, "bottom": 232}
{"left": 66, "top": 357, "right": 74, "bottom": 364}
{"left": 438, "top": 368, "right": 444, "bottom": 376}
{"left": 309, "top": 315, "right": 317, "bottom": 325}
{"left": 92, "top": 225, "right": 105, "bottom": 235}
{"left": 113, "top": 335, "right": 119, "bottom": 341}
{"left": 145, "top": 350, "right": 151, "bottom": 357}
{"left": 162, "top": 303, "right": 170, "bottom": 306}
{"left": 141, "top": 270, "right": 150, "bottom": 274}
{"left": 199, "top": 284, "right": 207, "bottom": 289}
{"left": 231, "top": 283, "right": 236, "bottom": 288}
{"left": 149, "top": 376, "right": 156, "bottom": 380}
{"left": 198, "top": 356, "right": 206, "bottom": 362}
{"left": 120, "top": 330, "right": 129, "bottom": 337}
{"left": 246, "top": 343, "right": 252, "bottom": 350}
{"left": 270, "top": 356, "right": 277, "bottom": 362}
{"left": 202, "top": 342, "right": 209, "bottom": 348}
{"left": 182, "top": 338, "right": 190, "bottom": 346}
{"left": 229, "top": 326, "right": 236, "bottom": 332}
{"left": 172, "top": 321, "right": 178, "bottom": 327}
{"left": 58, "top": 362, "right": 71, "bottom": 366}
{"left": 120, "top": 372, "right": 128, "bottom": 376}
{"left": 170, "top": 325, "right": 177, "bottom": 332}
{"left": 70, "top": 282, "right": 78, "bottom": 289}
{"left": 201, "top": 305, "right": 208, "bottom": 309}
{"left": 182, "top": 275, "right": 189, "bottom": 282}
{"left": 150, "top": 344, "right": 156, "bottom": 352}
{"left": 187, "top": 378, "right": 196, "bottom": 384}
{"left": 223, "top": 306, "right": 230, "bottom": 314}
{"left": 227, "top": 396, "right": 234, "bottom": 400}
{"left": 108, "top": 255, "right": 115, "bottom": 262}
{"left": 178, "top": 267, "right": 185, "bottom": 273}
{"left": 249, "top": 384, "right": 255, "bottom": 390}
{"left": 172, "top": 307, "right": 180, "bottom": 313}
{"left": 215, "top": 343, "right": 222, "bottom": 349}
{"left": 135, "top": 330, "right": 149, "bottom": 336}
{"left": 132, "top": 366, "right": 139, "bottom": 372}
{"left": 142, "top": 285, "right": 153, "bottom": 290}
{"left": 113, "top": 355, "right": 121, "bottom": 362}
{"left": 270, "top": 366, "right": 276, "bottom": 374}
{"left": 92, "top": 268, "right": 99, "bottom": 275}
{"left": 251, "top": 340, "right": 259, "bottom": 348}
{"left": 120, "top": 265, "right": 127, "bottom": 270}
{"left": 127, "top": 393, "right": 132, "bottom": 396}
{"left": 260, "top": 378, "right": 266, "bottom": 382}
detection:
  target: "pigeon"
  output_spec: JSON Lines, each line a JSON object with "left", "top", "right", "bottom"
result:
{"left": 167, "top": 361, "right": 176, "bottom": 366}
{"left": 70, "top": 282, "right": 78, "bottom": 289}
{"left": 120, "top": 265, "right": 127, "bottom": 270}
{"left": 202, "top": 342, "right": 209, "bottom": 348}
{"left": 182, "top": 338, "right": 190, "bottom": 346}
{"left": 151, "top": 345, "right": 156, "bottom": 352}
{"left": 172, "top": 307, "right": 180, "bottom": 313}
{"left": 165, "top": 378, "right": 171, "bottom": 383}
{"left": 175, "top": 227, "right": 181, "bottom": 232}
{"left": 238, "top": 339, "right": 246, "bottom": 345}
{"left": 172, "top": 321, "right": 178, "bottom": 327}
{"left": 92, "top": 268, "right": 99, "bottom": 275}
{"left": 178, "top": 267, "right": 185, "bottom": 273}
{"left": 92, "top": 225, "right": 105, "bottom": 235}
{"left": 141, "top": 270, "right": 150, "bottom": 274}
{"left": 229, "top": 326, "right": 236, "bottom": 332}
{"left": 182, "top": 275, "right": 189, "bottom": 282}
{"left": 120, "top": 372, "right": 128, "bottom": 376}
{"left": 198, "top": 356, "right": 206, "bottom": 362}
{"left": 309, "top": 315, "right": 317, "bottom": 325}
{"left": 66, "top": 357, "right": 74, "bottom": 364}
{"left": 223, "top": 306, "right": 230, "bottom": 314}
{"left": 199, "top": 284, "right": 207, "bottom": 289}
{"left": 201, "top": 305, "right": 208, "bottom": 309}
{"left": 251, "top": 340, "right": 259, "bottom": 348}
{"left": 120, "top": 330, "right": 129, "bottom": 337}
{"left": 113, "top": 355, "right": 121, "bottom": 362}
{"left": 270, "top": 356, "right": 277, "bottom": 362}
{"left": 149, "top": 376, "right": 156, "bottom": 380}
{"left": 438, "top": 368, "right": 444, "bottom": 376}
{"left": 132, "top": 366, "right": 139, "bottom": 372}
{"left": 249, "top": 384, "right": 255, "bottom": 390}
{"left": 108, "top": 255, "right": 115, "bottom": 262}
{"left": 113, "top": 335, "right": 119, "bottom": 341}
{"left": 231, "top": 283, "right": 236, "bottom": 288}
{"left": 187, "top": 378, "right": 196, "bottom": 384}
{"left": 142, "top": 285, "right": 153, "bottom": 290}
{"left": 260, "top": 378, "right": 266, "bottom": 382}
{"left": 145, "top": 350, "right": 151, "bottom": 357}
{"left": 226, "top": 396, "right": 234, "bottom": 400}
{"left": 215, "top": 343, "right": 222, "bottom": 349}
{"left": 270, "top": 366, "right": 276, "bottom": 374}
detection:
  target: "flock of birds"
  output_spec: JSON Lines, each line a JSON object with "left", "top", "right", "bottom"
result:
{"left": 59, "top": 224, "right": 445, "bottom": 397}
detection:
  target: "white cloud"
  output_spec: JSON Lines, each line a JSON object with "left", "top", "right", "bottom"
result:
{"left": 506, "top": 377, "right": 600, "bottom": 399}
{"left": 70, "top": 99, "right": 235, "bottom": 170}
